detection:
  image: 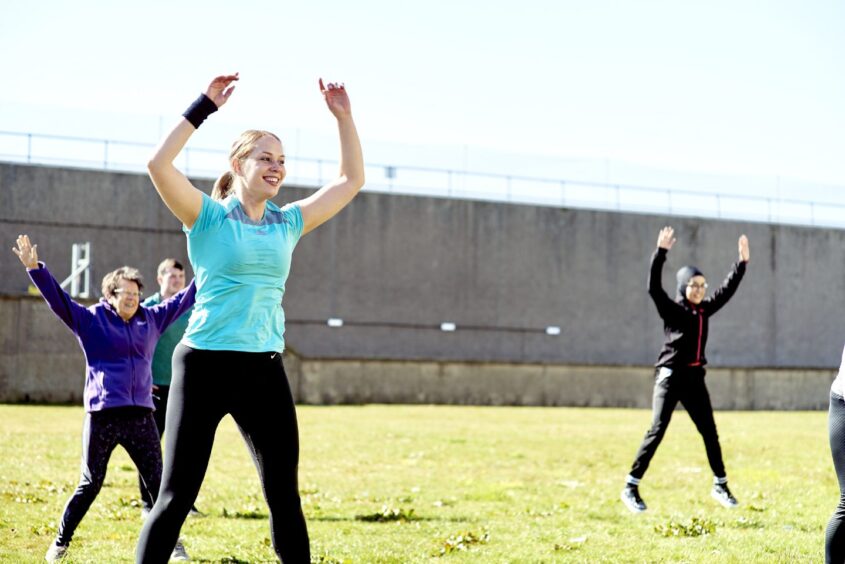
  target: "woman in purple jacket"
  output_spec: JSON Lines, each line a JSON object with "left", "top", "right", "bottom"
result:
{"left": 12, "top": 235, "right": 195, "bottom": 563}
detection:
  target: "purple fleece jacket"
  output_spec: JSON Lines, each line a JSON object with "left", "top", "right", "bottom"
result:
{"left": 28, "top": 263, "right": 196, "bottom": 412}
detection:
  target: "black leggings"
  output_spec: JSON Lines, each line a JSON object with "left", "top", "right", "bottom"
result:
{"left": 628, "top": 366, "right": 726, "bottom": 480}
{"left": 827, "top": 392, "right": 845, "bottom": 563}
{"left": 136, "top": 345, "right": 309, "bottom": 563}
{"left": 58, "top": 409, "right": 162, "bottom": 545}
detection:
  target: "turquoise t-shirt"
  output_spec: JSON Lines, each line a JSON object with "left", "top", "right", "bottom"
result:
{"left": 182, "top": 193, "right": 303, "bottom": 352}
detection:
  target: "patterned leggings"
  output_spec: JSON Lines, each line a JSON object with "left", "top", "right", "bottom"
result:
{"left": 139, "top": 386, "right": 170, "bottom": 511}
{"left": 827, "top": 392, "right": 845, "bottom": 563}
{"left": 56, "top": 408, "right": 162, "bottom": 545}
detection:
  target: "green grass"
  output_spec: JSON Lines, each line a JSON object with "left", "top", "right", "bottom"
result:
{"left": 0, "top": 404, "right": 834, "bottom": 562}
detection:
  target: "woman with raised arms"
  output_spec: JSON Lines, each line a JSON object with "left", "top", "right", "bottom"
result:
{"left": 136, "top": 73, "right": 364, "bottom": 563}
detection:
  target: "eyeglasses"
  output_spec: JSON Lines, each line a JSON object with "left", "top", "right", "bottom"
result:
{"left": 113, "top": 289, "right": 142, "bottom": 298}
{"left": 687, "top": 282, "right": 708, "bottom": 290}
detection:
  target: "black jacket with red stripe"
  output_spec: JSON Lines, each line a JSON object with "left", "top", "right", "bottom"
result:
{"left": 648, "top": 247, "right": 747, "bottom": 369}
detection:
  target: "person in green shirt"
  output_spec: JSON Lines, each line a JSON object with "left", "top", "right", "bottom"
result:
{"left": 138, "top": 258, "right": 201, "bottom": 519}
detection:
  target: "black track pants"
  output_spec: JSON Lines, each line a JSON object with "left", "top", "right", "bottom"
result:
{"left": 628, "top": 366, "right": 726, "bottom": 480}
{"left": 136, "top": 345, "right": 309, "bottom": 563}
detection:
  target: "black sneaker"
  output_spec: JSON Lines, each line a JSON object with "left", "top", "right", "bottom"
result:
{"left": 711, "top": 483, "right": 739, "bottom": 508}
{"left": 620, "top": 485, "right": 647, "bottom": 513}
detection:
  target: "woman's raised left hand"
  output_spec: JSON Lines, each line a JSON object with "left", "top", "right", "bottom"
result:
{"left": 319, "top": 79, "right": 352, "bottom": 118}
{"left": 204, "top": 73, "right": 239, "bottom": 108}
{"left": 738, "top": 234, "right": 750, "bottom": 262}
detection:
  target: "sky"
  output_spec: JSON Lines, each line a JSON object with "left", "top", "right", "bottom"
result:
{"left": 1, "top": 0, "right": 844, "bottom": 202}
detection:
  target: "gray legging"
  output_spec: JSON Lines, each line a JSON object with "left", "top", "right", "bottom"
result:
{"left": 136, "top": 344, "right": 309, "bottom": 563}
{"left": 57, "top": 408, "right": 162, "bottom": 546}
{"left": 827, "top": 392, "right": 845, "bottom": 563}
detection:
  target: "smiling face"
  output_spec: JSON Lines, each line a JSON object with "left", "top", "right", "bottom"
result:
{"left": 685, "top": 275, "right": 708, "bottom": 305}
{"left": 235, "top": 135, "right": 286, "bottom": 201}
{"left": 109, "top": 279, "right": 141, "bottom": 321}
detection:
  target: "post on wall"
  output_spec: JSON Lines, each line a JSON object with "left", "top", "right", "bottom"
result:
{"left": 59, "top": 242, "right": 91, "bottom": 299}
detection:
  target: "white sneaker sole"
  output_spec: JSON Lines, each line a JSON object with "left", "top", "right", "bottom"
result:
{"left": 620, "top": 491, "right": 647, "bottom": 513}
{"left": 711, "top": 489, "right": 739, "bottom": 508}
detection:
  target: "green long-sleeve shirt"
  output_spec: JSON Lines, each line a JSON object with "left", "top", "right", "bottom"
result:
{"left": 142, "top": 292, "right": 193, "bottom": 386}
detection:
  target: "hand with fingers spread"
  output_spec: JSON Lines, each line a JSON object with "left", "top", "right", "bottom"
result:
{"left": 12, "top": 234, "right": 38, "bottom": 269}
{"left": 204, "top": 73, "right": 239, "bottom": 109}
{"left": 738, "top": 234, "right": 750, "bottom": 262}
{"left": 657, "top": 226, "right": 676, "bottom": 251}
{"left": 319, "top": 78, "right": 352, "bottom": 119}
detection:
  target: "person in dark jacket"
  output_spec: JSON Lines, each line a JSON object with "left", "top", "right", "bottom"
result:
{"left": 620, "top": 226, "right": 749, "bottom": 514}
{"left": 12, "top": 235, "right": 195, "bottom": 562}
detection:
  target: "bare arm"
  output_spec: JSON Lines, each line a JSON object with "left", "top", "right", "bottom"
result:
{"left": 147, "top": 73, "right": 239, "bottom": 228}
{"left": 297, "top": 79, "right": 365, "bottom": 236}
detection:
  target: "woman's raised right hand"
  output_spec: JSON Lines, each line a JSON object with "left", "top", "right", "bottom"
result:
{"left": 204, "top": 73, "right": 239, "bottom": 108}
{"left": 12, "top": 234, "right": 39, "bottom": 269}
{"left": 657, "top": 226, "right": 676, "bottom": 250}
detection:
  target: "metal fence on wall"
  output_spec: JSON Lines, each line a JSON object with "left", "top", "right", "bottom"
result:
{"left": 2, "top": 129, "right": 844, "bottom": 229}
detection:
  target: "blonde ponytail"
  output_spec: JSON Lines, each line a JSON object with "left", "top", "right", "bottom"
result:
{"left": 212, "top": 171, "right": 234, "bottom": 201}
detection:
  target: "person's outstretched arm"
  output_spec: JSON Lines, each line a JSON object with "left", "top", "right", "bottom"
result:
{"left": 146, "top": 279, "right": 197, "bottom": 333}
{"left": 297, "top": 79, "right": 365, "bottom": 235}
{"left": 12, "top": 234, "right": 92, "bottom": 333}
{"left": 648, "top": 226, "right": 681, "bottom": 319}
{"left": 705, "top": 234, "right": 749, "bottom": 314}
{"left": 147, "top": 73, "right": 239, "bottom": 229}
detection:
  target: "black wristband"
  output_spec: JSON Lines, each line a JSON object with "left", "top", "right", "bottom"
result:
{"left": 182, "top": 94, "right": 218, "bottom": 129}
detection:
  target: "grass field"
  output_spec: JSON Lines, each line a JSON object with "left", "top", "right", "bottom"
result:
{"left": 0, "top": 403, "right": 835, "bottom": 563}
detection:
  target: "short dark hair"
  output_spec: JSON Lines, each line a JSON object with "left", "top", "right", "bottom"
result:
{"left": 156, "top": 258, "right": 185, "bottom": 278}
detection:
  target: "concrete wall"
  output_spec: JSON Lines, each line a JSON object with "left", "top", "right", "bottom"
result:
{"left": 1, "top": 163, "right": 199, "bottom": 297}
{"left": 0, "top": 296, "right": 832, "bottom": 410}
{"left": 287, "top": 359, "right": 834, "bottom": 411}
{"left": 284, "top": 198, "right": 845, "bottom": 368}
{"left": 1, "top": 162, "right": 842, "bottom": 408}
{"left": 0, "top": 296, "right": 84, "bottom": 404}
